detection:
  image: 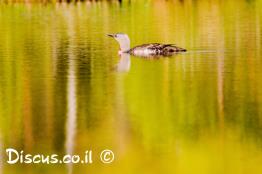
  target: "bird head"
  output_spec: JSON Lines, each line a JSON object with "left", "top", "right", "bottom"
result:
{"left": 107, "top": 33, "right": 130, "bottom": 52}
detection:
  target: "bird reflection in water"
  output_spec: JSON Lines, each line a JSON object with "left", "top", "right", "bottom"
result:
{"left": 115, "top": 53, "right": 131, "bottom": 72}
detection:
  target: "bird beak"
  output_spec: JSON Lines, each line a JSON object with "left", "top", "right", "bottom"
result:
{"left": 107, "top": 34, "right": 114, "bottom": 38}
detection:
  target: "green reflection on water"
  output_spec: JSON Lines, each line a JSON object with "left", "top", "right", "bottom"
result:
{"left": 0, "top": 1, "right": 262, "bottom": 174}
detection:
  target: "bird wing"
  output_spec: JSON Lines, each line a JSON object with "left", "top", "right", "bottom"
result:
{"left": 128, "top": 43, "right": 186, "bottom": 55}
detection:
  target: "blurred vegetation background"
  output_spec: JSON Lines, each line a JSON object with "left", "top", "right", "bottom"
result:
{"left": 0, "top": 0, "right": 259, "bottom": 4}
{"left": 1, "top": 0, "right": 262, "bottom": 173}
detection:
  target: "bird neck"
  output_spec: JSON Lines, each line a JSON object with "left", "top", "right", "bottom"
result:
{"left": 119, "top": 42, "right": 130, "bottom": 52}
{"left": 118, "top": 37, "right": 130, "bottom": 52}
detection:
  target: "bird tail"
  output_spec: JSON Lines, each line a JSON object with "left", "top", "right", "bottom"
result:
{"left": 163, "top": 44, "right": 187, "bottom": 53}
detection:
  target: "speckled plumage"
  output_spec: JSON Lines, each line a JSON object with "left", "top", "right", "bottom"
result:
{"left": 127, "top": 43, "right": 186, "bottom": 57}
{"left": 108, "top": 33, "right": 186, "bottom": 57}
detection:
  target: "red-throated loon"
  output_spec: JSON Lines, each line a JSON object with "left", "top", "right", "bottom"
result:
{"left": 107, "top": 33, "right": 186, "bottom": 57}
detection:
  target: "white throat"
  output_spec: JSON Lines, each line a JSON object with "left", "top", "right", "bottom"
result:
{"left": 120, "top": 41, "right": 130, "bottom": 52}
{"left": 115, "top": 35, "right": 130, "bottom": 52}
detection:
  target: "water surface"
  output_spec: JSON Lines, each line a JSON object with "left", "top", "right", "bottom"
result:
{"left": 0, "top": 1, "right": 262, "bottom": 174}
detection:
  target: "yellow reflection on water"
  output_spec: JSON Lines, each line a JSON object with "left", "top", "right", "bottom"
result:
{"left": 0, "top": 1, "right": 262, "bottom": 174}
{"left": 65, "top": 8, "right": 77, "bottom": 174}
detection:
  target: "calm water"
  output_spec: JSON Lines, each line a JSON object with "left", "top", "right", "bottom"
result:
{"left": 0, "top": 1, "right": 262, "bottom": 174}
